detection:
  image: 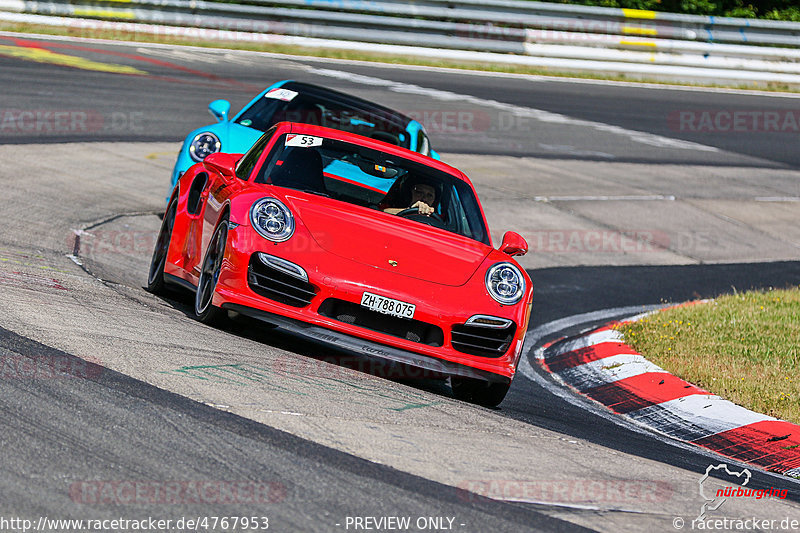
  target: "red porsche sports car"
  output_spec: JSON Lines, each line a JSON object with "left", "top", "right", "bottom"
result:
{"left": 148, "top": 122, "right": 533, "bottom": 406}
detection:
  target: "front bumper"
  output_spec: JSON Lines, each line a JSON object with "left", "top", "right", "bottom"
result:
{"left": 211, "top": 223, "right": 531, "bottom": 381}
{"left": 222, "top": 302, "right": 510, "bottom": 384}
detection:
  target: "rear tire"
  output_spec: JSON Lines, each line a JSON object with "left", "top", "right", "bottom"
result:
{"left": 147, "top": 200, "right": 177, "bottom": 295}
{"left": 194, "top": 217, "right": 230, "bottom": 326}
{"left": 450, "top": 377, "right": 510, "bottom": 408}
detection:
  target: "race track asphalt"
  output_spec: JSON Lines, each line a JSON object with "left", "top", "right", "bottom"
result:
{"left": 0, "top": 34, "right": 798, "bottom": 531}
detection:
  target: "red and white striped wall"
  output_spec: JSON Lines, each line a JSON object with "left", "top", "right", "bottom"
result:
{"left": 537, "top": 325, "right": 800, "bottom": 477}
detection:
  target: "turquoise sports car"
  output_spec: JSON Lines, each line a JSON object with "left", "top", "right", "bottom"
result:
{"left": 168, "top": 80, "right": 439, "bottom": 201}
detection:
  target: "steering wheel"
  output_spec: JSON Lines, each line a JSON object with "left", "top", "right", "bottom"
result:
{"left": 395, "top": 207, "right": 447, "bottom": 229}
{"left": 396, "top": 207, "right": 443, "bottom": 221}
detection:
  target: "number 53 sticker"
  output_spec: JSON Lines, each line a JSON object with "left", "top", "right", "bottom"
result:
{"left": 285, "top": 134, "right": 323, "bottom": 147}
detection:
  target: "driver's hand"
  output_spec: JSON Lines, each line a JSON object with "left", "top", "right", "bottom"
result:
{"left": 411, "top": 201, "right": 434, "bottom": 216}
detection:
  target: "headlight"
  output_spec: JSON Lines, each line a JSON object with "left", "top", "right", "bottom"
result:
{"left": 485, "top": 263, "right": 525, "bottom": 305}
{"left": 250, "top": 198, "right": 294, "bottom": 242}
{"left": 188, "top": 132, "right": 221, "bottom": 162}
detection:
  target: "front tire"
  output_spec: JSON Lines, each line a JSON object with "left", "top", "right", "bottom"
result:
{"left": 194, "top": 217, "right": 229, "bottom": 326}
{"left": 147, "top": 200, "right": 177, "bottom": 295}
{"left": 451, "top": 377, "right": 510, "bottom": 408}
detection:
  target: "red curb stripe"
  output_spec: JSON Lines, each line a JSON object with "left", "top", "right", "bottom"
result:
{"left": 538, "top": 309, "right": 798, "bottom": 476}
{"left": 693, "top": 421, "right": 800, "bottom": 474}
{"left": 583, "top": 372, "right": 709, "bottom": 414}
{"left": 543, "top": 325, "right": 618, "bottom": 359}
{"left": 545, "top": 342, "right": 639, "bottom": 372}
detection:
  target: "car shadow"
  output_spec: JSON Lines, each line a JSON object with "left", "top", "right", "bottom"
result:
{"left": 149, "top": 286, "right": 454, "bottom": 399}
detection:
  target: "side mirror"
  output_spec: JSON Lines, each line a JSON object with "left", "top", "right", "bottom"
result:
{"left": 208, "top": 99, "right": 231, "bottom": 122}
{"left": 204, "top": 152, "right": 237, "bottom": 179}
{"left": 499, "top": 231, "right": 528, "bottom": 257}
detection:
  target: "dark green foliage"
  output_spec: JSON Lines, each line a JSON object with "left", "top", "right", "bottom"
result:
{"left": 548, "top": 0, "right": 800, "bottom": 20}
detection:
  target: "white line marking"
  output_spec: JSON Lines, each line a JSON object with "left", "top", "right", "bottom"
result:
{"left": 556, "top": 353, "right": 665, "bottom": 391}
{"left": 534, "top": 195, "right": 676, "bottom": 202}
{"left": 537, "top": 143, "right": 615, "bottom": 159}
{"left": 545, "top": 328, "right": 623, "bottom": 358}
{"left": 755, "top": 196, "right": 800, "bottom": 202}
{"left": 630, "top": 394, "right": 775, "bottom": 439}
{"left": 310, "top": 68, "right": 720, "bottom": 153}
{"left": 524, "top": 305, "right": 664, "bottom": 357}
{"left": 486, "top": 498, "right": 615, "bottom": 512}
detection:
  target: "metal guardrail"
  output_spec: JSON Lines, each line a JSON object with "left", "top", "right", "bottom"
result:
{"left": 9, "top": 0, "right": 800, "bottom": 46}
{"left": 1, "top": 0, "right": 800, "bottom": 83}
{"left": 256, "top": 0, "right": 800, "bottom": 47}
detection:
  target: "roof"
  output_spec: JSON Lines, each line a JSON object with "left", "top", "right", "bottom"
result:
{"left": 282, "top": 81, "right": 414, "bottom": 130}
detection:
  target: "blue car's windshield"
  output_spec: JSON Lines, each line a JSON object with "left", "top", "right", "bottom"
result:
{"left": 235, "top": 92, "right": 412, "bottom": 150}
{"left": 252, "top": 133, "right": 489, "bottom": 245}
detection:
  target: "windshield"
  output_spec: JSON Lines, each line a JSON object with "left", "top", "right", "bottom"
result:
{"left": 235, "top": 92, "right": 411, "bottom": 149}
{"left": 253, "top": 133, "right": 489, "bottom": 245}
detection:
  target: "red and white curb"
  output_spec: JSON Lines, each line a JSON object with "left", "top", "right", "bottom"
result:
{"left": 534, "top": 321, "right": 800, "bottom": 478}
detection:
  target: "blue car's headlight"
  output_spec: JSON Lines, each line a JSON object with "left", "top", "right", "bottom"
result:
{"left": 250, "top": 198, "right": 294, "bottom": 242}
{"left": 189, "top": 132, "right": 221, "bottom": 162}
{"left": 485, "top": 263, "right": 525, "bottom": 305}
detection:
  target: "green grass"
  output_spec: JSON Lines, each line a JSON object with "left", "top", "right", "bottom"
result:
{"left": 617, "top": 287, "right": 800, "bottom": 424}
{"left": 2, "top": 21, "right": 799, "bottom": 93}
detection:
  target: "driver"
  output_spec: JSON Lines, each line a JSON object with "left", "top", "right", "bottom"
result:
{"left": 383, "top": 180, "right": 438, "bottom": 216}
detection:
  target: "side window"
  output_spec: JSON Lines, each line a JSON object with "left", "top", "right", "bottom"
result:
{"left": 445, "top": 184, "right": 470, "bottom": 238}
{"left": 416, "top": 131, "right": 430, "bottom": 156}
{"left": 187, "top": 173, "right": 208, "bottom": 215}
{"left": 254, "top": 134, "right": 289, "bottom": 184}
{"left": 235, "top": 126, "right": 277, "bottom": 181}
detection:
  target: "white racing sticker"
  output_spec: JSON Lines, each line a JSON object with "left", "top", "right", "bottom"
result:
{"left": 285, "top": 134, "right": 323, "bottom": 148}
{"left": 265, "top": 88, "right": 299, "bottom": 101}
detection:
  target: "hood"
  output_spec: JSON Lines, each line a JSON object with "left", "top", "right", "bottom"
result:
{"left": 222, "top": 123, "right": 265, "bottom": 153}
{"left": 286, "top": 193, "right": 490, "bottom": 286}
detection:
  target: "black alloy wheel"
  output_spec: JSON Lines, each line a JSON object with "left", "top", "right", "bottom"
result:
{"left": 194, "top": 217, "right": 230, "bottom": 326}
{"left": 147, "top": 200, "right": 177, "bottom": 294}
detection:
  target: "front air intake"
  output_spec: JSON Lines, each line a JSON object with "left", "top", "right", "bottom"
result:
{"left": 451, "top": 322, "right": 517, "bottom": 358}
{"left": 318, "top": 298, "right": 444, "bottom": 346}
{"left": 247, "top": 254, "right": 316, "bottom": 307}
